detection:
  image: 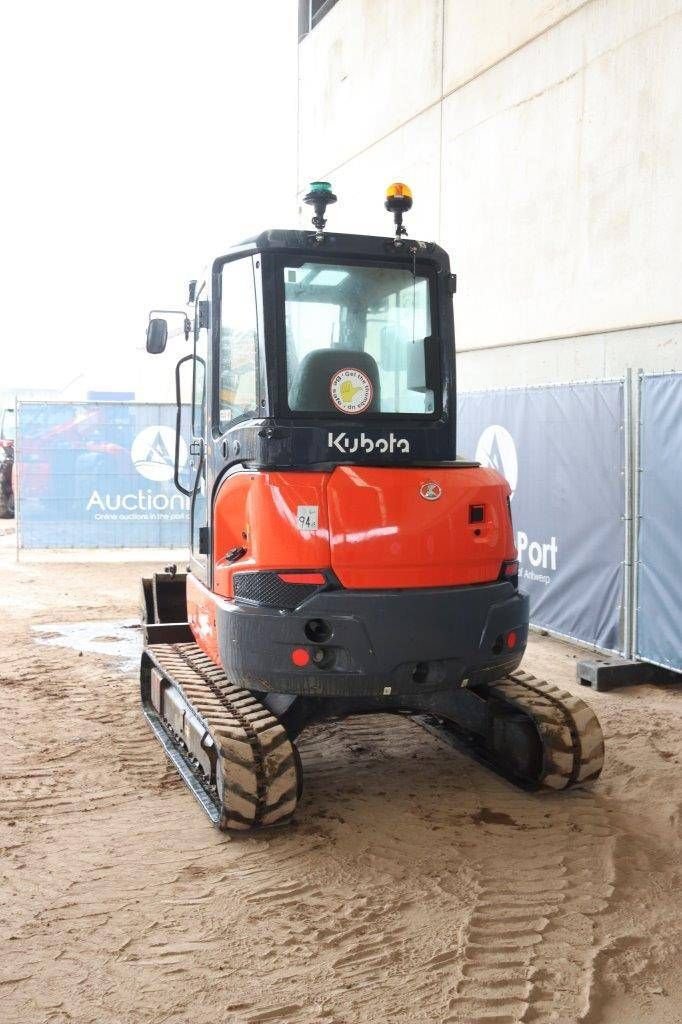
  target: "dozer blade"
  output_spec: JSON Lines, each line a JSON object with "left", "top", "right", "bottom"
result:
{"left": 141, "top": 642, "right": 301, "bottom": 830}
{"left": 414, "top": 669, "right": 604, "bottom": 791}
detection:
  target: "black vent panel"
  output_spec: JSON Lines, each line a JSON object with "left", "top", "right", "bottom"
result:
{"left": 233, "top": 571, "right": 324, "bottom": 610}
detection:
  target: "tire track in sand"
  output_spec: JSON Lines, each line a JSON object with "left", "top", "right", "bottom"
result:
{"left": 440, "top": 788, "right": 614, "bottom": 1024}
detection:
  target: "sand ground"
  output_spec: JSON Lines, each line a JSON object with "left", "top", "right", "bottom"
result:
{"left": 1, "top": 525, "right": 681, "bottom": 1024}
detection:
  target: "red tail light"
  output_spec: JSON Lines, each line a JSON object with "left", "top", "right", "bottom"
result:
{"left": 499, "top": 560, "right": 519, "bottom": 587}
{"left": 277, "top": 573, "right": 326, "bottom": 585}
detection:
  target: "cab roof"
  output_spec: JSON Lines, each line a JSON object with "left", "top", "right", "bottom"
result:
{"left": 213, "top": 229, "right": 450, "bottom": 274}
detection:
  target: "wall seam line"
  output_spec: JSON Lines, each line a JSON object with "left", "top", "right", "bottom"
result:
{"left": 457, "top": 319, "right": 682, "bottom": 354}
{"left": 297, "top": 0, "right": 596, "bottom": 189}
{"left": 437, "top": 0, "right": 445, "bottom": 241}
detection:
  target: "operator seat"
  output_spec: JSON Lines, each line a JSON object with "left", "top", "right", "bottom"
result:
{"left": 288, "top": 349, "right": 381, "bottom": 413}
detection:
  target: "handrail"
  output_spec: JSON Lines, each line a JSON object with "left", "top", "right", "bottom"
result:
{"left": 174, "top": 355, "right": 194, "bottom": 497}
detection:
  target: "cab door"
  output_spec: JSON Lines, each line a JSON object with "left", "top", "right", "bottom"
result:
{"left": 189, "top": 281, "right": 210, "bottom": 583}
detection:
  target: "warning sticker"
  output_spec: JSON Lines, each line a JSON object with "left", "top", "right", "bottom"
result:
{"left": 297, "top": 505, "right": 319, "bottom": 531}
{"left": 329, "top": 367, "right": 373, "bottom": 415}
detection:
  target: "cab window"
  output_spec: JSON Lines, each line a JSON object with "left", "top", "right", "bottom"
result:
{"left": 284, "top": 261, "right": 434, "bottom": 416}
{"left": 219, "top": 258, "right": 259, "bottom": 429}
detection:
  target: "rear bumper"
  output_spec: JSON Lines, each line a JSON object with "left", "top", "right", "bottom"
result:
{"left": 216, "top": 581, "right": 529, "bottom": 698}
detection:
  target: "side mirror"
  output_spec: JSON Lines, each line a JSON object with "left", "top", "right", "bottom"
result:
{"left": 146, "top": 318, "right": 168, "bottom": 354}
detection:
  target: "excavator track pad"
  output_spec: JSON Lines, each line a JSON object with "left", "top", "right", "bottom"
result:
{"left": 415, "top": 669, "right": 604, "bottom": 790}
{"left": 141, "top": 642, "right": 301, "bottom": 830}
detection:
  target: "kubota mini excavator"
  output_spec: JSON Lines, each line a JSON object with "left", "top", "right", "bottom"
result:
{"left": 140, "top": 182, "right": 604, "bottom": 830}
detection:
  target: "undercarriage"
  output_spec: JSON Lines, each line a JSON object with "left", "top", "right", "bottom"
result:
{"left": 141, "top": 633, "right": 604, "bottom": 831}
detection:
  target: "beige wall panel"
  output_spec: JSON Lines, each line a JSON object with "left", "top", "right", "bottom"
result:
{"left": 298, "top": 0, "right": 442, "bottom": 186}
{"left": 443, "top": 0, "right": 589, "bottom": 92}
{"left": 457, "top": 323, "right": 682, "bottom": 392}
{"left": 297, "top": 105, "right": 442, "bottom": 241}
{"left": 441, "top": 0, "right": 682, "bottom": 350}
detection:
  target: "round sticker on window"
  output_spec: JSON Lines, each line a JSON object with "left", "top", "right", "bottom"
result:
{"left": 329, "top": 367, "right": 373, "bottom": 415}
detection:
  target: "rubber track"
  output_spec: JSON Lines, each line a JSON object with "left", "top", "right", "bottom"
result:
{"left": 418, "top": 669, "right": 604, "bottom": 791}
{"left": 493, "top": 669, "right": 605, "bottom": 789}
{"left": 146, "top": 642, "right": 300, "bottom": 830}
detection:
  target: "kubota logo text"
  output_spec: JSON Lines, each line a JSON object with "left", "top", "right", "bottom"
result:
{"left": 328, "top": 431, "right": 410, "bottom": 454}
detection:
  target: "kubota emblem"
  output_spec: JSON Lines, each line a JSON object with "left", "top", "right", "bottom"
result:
{"left": 330, "top": 367, "right": 373, "bottom": 414}
{"left": 420, "top": 481, "right": 442, "bottom": 501}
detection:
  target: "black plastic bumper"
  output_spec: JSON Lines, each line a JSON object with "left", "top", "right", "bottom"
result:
{"left": 217, "top": 581, "right": 529, "bottom": 698}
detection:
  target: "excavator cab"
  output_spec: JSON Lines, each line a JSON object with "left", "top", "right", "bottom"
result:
{"left": 140, "top": 183, "right": 604, "bottom": 831}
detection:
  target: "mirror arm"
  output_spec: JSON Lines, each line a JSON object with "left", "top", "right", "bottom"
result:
{"left": 174, "top": 355, "right": 194, "bottom": 497}
{"left": 149, "top": 309, "right": 192, "bottom": 342}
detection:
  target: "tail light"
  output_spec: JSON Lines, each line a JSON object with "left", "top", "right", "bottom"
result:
{"left": 277, "top": 573, "right": 325, "bottom": 585}
{"left": 499, "top": 559, "right": 519, "bottom": 588}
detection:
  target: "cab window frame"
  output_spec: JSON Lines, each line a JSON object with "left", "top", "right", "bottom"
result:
{"left": 272, "top": 253, "right": 442, "bottom": 421}
{"left": 191, "top": 280, "right": 208, "bottom": 441}
{"left": 211, "top": 250, "right": 262, "bottom": 439}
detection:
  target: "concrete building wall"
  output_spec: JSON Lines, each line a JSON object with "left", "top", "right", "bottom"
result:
{"left": 297, "top": 0, "right": 682, "bottom": 389}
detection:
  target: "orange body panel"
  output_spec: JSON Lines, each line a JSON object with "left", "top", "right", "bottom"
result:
{"left": 190, "top": 465, "right": 515, "bottom": 661}
{"left": 187, "top": 572, "right": 221, "bottom": 665}
{"left": 327, "top": 466, "right": 514, "bottom": 588}
{"left": 212, "top": 471, "right": 331, "bottom": 599}
{"left": 209, "top": 465, "right": 515, "bottom": 596}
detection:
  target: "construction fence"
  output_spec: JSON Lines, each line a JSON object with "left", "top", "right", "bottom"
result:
{"left": 634, "top": 373, "right": 682, "bottom": 672}
{"left": 15, "top": 402, "right": 191, "bottom": 550}
{"left": 457, "top": 371, "right": 681, "bottom": 673}
{"left": 457, "top": 381, "right": 625, "bottom": 654}
{"left": 14, "top": 374, "right": 682, "bottom": 672}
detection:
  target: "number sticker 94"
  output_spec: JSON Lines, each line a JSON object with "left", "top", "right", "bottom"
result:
{"left": 297, "top": 505, "right": 319, "bottom": 531}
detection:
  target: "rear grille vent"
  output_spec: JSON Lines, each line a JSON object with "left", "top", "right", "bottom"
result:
{"left": 233, "top": 571, "right": 324, "bottom": 610}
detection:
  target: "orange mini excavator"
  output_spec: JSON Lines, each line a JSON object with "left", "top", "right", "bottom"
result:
{"left": 140, "top": 183, "right": 604, "bottom": 830}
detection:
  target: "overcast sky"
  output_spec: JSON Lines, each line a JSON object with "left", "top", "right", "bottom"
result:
{"left": 1, "top": 1, "right": 297, "bottom": 395}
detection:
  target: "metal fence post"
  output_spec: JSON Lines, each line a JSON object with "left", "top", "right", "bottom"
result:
{"left": 630, "top": 368, "right": 643, "bottom": 661}
{"left": 14, "top": 400, "right": 22, "bottom": 563}
{"left": 622, "top": 369, "right": 633, "bottom": 658}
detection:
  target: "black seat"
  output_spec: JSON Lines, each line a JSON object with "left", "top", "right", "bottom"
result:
{"left": 288, "top": 349, "right": 381, "bottom": 413}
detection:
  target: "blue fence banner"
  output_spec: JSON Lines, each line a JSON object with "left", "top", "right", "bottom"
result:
{"left": 457, "top": 382, "right": 625, "bottom": 652}
{"left": 636, "top": 373, "right": 682, "bottom": 671}
{"left": 16, "top": 402, "right": 191, "bottom": 548}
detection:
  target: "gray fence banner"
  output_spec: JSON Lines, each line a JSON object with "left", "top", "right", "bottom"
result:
{"left": 636, "top": 373, "right": 682, "bottom": 671}
{"left": 16, "top": 402, "right": 191, "bottom": 549}
{"left": 458, "top": 382, "right": 625, "bottom": 652}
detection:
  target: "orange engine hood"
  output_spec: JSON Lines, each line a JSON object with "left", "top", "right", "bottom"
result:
{"left": 325, "top": 465, "right": 514, "bottom": 589}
